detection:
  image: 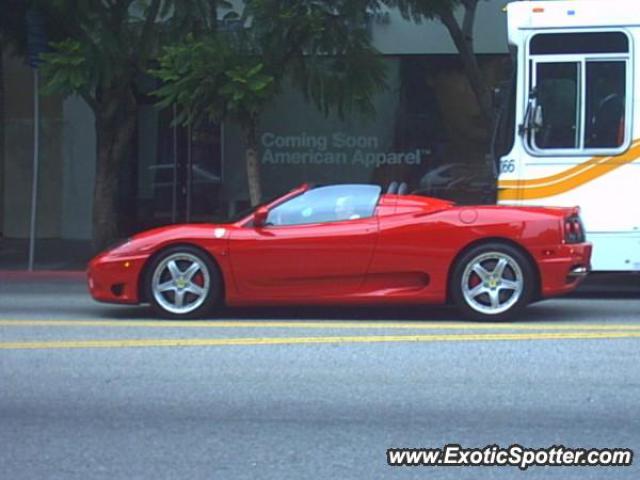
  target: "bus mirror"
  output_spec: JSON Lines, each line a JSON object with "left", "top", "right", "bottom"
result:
{"left": 533, "top": 104, "right": 544, "bottom": 129}
{"left": 492, "top": 86, "right": 505, "bottom": 110}
{"left": 492, "top": 80, "right": 511, "bottom": 111}
{"left": 519, "top": 88, "right": 539, "bottom": 136}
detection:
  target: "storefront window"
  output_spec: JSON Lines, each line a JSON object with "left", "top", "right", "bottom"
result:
{"left": 131, "top": 76, "right": 223, "bottom": 233}
{"left": 220, "top": 56, "right": 503, "bottom": 212}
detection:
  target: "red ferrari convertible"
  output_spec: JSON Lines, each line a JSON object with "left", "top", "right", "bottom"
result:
{"left": 88, "top": 183, "right": 592, "bottom": 321}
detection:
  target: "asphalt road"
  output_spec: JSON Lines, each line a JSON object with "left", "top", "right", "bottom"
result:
{"left": 1, "top": 276, "right": 639, "bottom": 479}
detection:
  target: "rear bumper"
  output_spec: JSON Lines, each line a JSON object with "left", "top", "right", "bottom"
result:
{"left": 567, "top": 265, "right": 590, "bottom": 278}
{"left": 87, "top": 252, "right": 147, "bottom": 304}
{"left": 537, "top": 243, "right": 593, "bottom": 298}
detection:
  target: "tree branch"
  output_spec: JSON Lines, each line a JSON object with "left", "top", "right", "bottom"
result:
{"left": 139, "top": 0, "right": 162, "bottom": 54}
{"left": 439, "top": 6, "right": 492, "bottom": 123}
{"left": 462, "top": 0, "right": 478, "bottom": 42}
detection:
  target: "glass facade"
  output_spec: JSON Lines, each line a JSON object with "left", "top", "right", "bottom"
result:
{"left": 113, "top": 55, "right": 508, "bottom": 237}
{"left": 216, "top": 55, "right": 505, "bottom": 221}
{"left": 132, "top": 104, "right": 223, "bottom": 231}
{"left": 1, "top": 53, "right": 509, "bottom": 268}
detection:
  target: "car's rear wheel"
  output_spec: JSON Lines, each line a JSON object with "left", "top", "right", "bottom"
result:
{"left": 146, "top": 246, "right": 221, "bottom": 319}
{"left": 451, "top": 243, "right": 535, "bottom": 321}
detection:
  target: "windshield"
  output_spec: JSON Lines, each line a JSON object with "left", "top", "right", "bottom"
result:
{"left": 217, "top": 184, "right": 382, "bottom": 225}
{"left": 220, "top": 192, "right": 287, "bottom": 224}
{"left": 266, "top": 184, "right": 381, "bottom": 226}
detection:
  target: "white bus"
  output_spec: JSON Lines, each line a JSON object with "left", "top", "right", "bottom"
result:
{"left": 495, "top": 0, "right": 640, "bottom": 271}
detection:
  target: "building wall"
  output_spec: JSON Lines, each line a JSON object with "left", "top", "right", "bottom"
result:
{"left": 2, "top": 53, "right": 65, "bottom": 239}
{"left": 61, "top": 96, "right": 96, "bottom": 239}
{"left": 1, "top": 51, "right": 96, "bottom": 240}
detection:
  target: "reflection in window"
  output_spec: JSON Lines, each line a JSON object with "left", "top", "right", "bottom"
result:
{"left": 266, "top": 185, "right": 381, "bottom": 226}
{"left": 585, "top": 62, "right": 626, "bottom": 149}
{"left": 534, "top": 62, "right": 579, "bottom": 149}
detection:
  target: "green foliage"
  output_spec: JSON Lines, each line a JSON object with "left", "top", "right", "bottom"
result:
{"left": 39, "top": 39, "right": 92, "bottom": 96}
{"left": 243, "top": 0, "right": 387, "bottom": 117}
{"left": 222, "top": 63, "right": 275, "bottom": 115}
{"left": 152, "top": 0, "right": 387, "bottom": 134}
{"left": 152, "top": 35, "right": 275, "bottom": 128}
{"left": 36, "top": 0, "right": 223, "bottom": 106}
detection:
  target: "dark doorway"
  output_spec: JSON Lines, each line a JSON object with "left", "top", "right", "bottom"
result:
{"left": 133, "top": 104, "right": 223, "bottom": 233}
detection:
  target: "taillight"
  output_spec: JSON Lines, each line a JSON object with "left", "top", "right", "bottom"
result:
{"left": 564, "top": 215, "right": 586, "bottom": 244}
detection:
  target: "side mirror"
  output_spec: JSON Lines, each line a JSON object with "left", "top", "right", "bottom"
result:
{"left": 253, "top": 206, "right": 269, "bottom": 228}
{"left": 519, "top": 88, "right": 539, "bottom": 136}
{"left": 533, "top": 104, "right": 544, "bottom": 129}
{"left": 492, "top": 83, "right": 508, "bottom": 111}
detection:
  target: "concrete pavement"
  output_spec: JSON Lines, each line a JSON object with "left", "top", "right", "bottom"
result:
{"left": 0, "top": 276, "right": 639, "bottom": 479}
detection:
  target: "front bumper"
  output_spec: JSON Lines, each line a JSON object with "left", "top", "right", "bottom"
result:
{"left": 537, "top": 242, "right": 592, "bottom": 298}
{"left": 87, "top": 252, "right": 148, "bottom": 304}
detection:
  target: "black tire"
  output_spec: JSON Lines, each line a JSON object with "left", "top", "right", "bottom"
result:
{"left": 145, "top": 245, "right": 222, "bottom": 319}
{"left": 450, "top": 242, "right": 536, "bottom": 322}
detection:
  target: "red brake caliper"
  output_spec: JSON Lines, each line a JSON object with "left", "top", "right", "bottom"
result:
{"left": 469, "top": 273, "right": 481, "bottom": 288}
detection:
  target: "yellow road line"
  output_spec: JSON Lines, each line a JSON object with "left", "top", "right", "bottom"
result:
{"left": 1, "top": 319, "right": 640, "bottom": 331}
{"left": 1, "top": 331, "right": 639, "bottom": 350}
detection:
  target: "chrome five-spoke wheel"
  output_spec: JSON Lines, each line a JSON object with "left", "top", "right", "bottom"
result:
{"left": 461, "top": 252, "right": 523, "bottom": 316}
{"left": 451, "top": 243, "right": 534, "bottom": 321}
{"left": 146, "top": 246, "right": 221, "bottom": 318}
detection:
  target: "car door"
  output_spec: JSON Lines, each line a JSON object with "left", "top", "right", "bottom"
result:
{"left": 228, "top": 185, "right": 380, "bottom": 299}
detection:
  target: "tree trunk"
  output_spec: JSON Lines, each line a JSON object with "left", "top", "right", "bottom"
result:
{"left": 245, "top": 120, "right": 262, "bottom": 206}
{"left": 439, "top": 4, "right": 493, "bottom": 125}
{"left": 92, "top": 87, "right": 137, "bottom": 251}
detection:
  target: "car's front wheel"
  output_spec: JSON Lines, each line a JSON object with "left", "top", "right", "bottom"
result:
{"left": 451, "top": 243, "right": 535, "bottom": 321}
{"left": 145, "top": 246, "right": 221, "bottom": 319}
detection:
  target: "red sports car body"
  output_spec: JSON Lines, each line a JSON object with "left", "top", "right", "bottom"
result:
{"left": 88, "top": 184, "right": 592, "bottom": 320}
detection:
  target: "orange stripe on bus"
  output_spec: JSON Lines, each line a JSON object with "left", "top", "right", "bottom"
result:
{"left": 498, "top": 140, "right": 640, "bottom": 189}
{"left": 498, "top": 144, "right": 640, "bottom": 201}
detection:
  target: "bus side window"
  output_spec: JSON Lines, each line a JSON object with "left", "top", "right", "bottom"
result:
{"left": 534, "top": 62, "right": 580, "bottom": 149}
{"left": 527, "top": 31, "right": 630, "bottom": 155}
{"left": 585, "top": 61, "right": 626, "bottom": 149}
